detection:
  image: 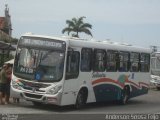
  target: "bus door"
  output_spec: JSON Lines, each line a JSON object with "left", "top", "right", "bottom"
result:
{"left": 61, "top": 50, "right": 80, "bottom": 105}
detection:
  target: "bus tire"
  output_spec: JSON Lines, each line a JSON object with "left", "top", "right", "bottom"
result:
{"left": 156, "top": 87, "right": 160, "bottom": 90}
{"left": 32, "top": 101, "right": 42, "bottom": 106}
{"left": 75, "top": 89, "right": 88, "bottom": 109}
{"left": 119, "top": 86, "right": 130, "bottom": 105}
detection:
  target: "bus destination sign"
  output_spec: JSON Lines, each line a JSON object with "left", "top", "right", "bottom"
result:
{"left": 19, "top": 37, "right": 65, "bottom": 49}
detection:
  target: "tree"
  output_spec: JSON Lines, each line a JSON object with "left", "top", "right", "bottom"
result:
{"left": 62, "top": 16, "right": 92, "bottom": 38}
{"left": 0, "top": 31, "right": 18, "bottom": 44}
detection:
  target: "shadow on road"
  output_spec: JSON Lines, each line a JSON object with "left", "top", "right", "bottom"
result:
{"left": 15, "top": 98, "right": 147, "bottom": 113}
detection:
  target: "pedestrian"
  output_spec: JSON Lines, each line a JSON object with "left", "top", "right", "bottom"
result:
{"left": 0, "top": 63, "right": 9, "bottom": 105}
{"left": 5, "top": 63, "right": 12, "bottom": 104}
{"left": 7, "top": 64, "right": 20, "bottom": 103}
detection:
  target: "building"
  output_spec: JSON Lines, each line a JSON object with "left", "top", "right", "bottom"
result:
{"left": 0, "top": 4, "right": 12, "bottom": 36}
{"left": 0, "top": 4, "right": 15, "bottom": 67}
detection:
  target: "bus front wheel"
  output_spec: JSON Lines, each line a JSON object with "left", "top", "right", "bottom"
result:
{"left": 75, "top": 90, "right": 87, "bottom": 109}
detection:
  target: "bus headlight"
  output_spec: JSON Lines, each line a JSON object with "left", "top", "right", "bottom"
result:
{"left": 46, "top": 85, "right": 62, "bottom": 95}
{"left": 12, "top": 80, "right": 22, "bottom": 90}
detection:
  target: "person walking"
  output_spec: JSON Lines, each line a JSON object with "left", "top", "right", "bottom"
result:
{"left": 0, "top": 64, "right": 9, "bottom": 105}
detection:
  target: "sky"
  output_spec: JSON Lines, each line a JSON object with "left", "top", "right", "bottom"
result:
{"left": 0, "top": 0, "right": 160, "bottom": 48}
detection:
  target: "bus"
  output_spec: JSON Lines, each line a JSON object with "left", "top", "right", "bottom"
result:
{"left": 10, "top": 33, "right": 151, "bottom": 108}
{"left": 150, "top": 52, "right": 160, "bottom": 90}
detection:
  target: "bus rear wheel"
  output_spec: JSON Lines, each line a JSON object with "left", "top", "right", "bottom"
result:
{"left": 120, "top": 87, "right": 130, "bottom": 105}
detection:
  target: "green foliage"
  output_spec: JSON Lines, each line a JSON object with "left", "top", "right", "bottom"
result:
{"left": 62, "top": 16, "right": 93, "bottom": 38}
{"left": 11, "top": 37, "right": 18, "bottom": 44}
{"left": 4, "top": 54, "right": 14, "bottom": 62}
{"left": 0, "top": 32, "right": 18, "bottom": 44}
{"left": 0, "top": 54, "right": 14, "bottom": 67}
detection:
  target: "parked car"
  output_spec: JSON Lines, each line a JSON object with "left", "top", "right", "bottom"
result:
{"left": 150, "top": 75, "right": 160, "bottom": 90}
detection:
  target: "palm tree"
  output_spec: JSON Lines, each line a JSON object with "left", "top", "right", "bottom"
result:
{"left": 62, "top": 16, "right": 92, "bottom": 37}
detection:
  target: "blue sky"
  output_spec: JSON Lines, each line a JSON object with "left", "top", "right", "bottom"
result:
{"left": 0, "top": 0, "right": 160, "bottom": 48}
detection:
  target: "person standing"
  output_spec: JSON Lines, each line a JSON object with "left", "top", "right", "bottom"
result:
{"left": 0, "top": 64, "right": 9, "bottom": 105}
{"left": 5, "top": 63, "right": 12, "bottom": 104}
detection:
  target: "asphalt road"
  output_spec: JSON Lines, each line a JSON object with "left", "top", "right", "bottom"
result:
{"left": 0, "top": 89, "right": 160, "bottom": 120}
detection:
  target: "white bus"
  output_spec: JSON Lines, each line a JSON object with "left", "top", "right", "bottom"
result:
{"left": 11, "top": 34, "right": 151, "bottom": 108}
{"left": 150, "top": 52, "right": 160, "bottom": 90}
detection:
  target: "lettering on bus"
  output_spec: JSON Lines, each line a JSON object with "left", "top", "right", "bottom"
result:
{"left": 92, "top": 72, "right": 106, "bottom": 78}
{"left": 20, "top": 67, "right": 34, "bottom": 74}
{"left": 21, "top": 38, "right": 63, "bottom": 48}
{"left": 128, "top": 73, "right": 135, "bottom": 80}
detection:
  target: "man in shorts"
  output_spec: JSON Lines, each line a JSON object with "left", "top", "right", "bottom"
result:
{"left": 0, "top": 64, "right": 9, "bottom": 105}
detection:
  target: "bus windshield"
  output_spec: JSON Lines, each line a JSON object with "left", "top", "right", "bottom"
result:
{"left": 13, "top": 36, "right": 66, "bottom": 82}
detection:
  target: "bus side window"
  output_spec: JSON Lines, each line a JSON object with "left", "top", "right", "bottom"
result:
{"left": 65, "top": 51, "right": 80, "bottom": 80}
{"left": 81, "top": 48, "right": 92, "bottom": 72}
{"left": 106, "top": 50, "right": 117, "bottom": 72}
{"left": 140, "top": 53, "right": 150, "bottom": 72}
{"left": 93, "top": 49, "right": 106, "bottom": 72}
{"left": 130, "top": 52, "right": 139, "bottom": 72}
{"left": 118, "top": 52, "right": 129, "bottom": 72}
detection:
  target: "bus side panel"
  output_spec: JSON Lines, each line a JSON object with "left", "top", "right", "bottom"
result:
{"left": 60, "top": 79, "right": 78, "bottom": 106}
{"left": 128, "top": 73, "right": 150, "bottom": 98}
{"left": 93, "top": 84, "right": 122, "bottom": 102}
{"left": 129, "top": 86, "right": 148, "bottom": 98}
{"left": 92, "top": 72, "right": 150, "bottom": 102}
{"left": 60, "top": 72, "right": 97, "bottom": 106}
{"left": 92, "top": 75, "right": 124, "bottom": 102}
{"left": 76, "top": 72, "right": 97, "bottom": 103}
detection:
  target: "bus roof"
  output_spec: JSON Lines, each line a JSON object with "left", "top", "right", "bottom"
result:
{"left": 22, "top": 33, "right": 151, "bottom": 53}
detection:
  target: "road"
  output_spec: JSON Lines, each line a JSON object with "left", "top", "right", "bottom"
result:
{"left": 0, "top": 89, "right": 160, "bottom": 120}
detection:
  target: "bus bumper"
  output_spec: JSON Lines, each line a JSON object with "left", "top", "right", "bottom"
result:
{"left": 10, "top": 85, "right": 62, "bottom": 105}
